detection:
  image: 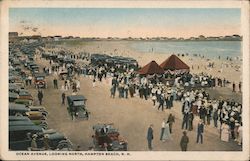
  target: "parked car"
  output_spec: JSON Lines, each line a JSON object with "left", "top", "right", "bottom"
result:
{"left": 9, "top": 83, "right": 22, "bottom": 93}
{"left": 14, "top": 98, "right": 33, "bottom": 106}
{"left": 18, "top": 89, "right": 33, "bottom": 100}
{"left": 67, "top": 95, "right": 89, "bottom": 120}
{"left": 29, "top": 106, "right": 48, "bottom": 117}
{"left": 9, "top": 124, "right": 73, "bottom": 151}
{"left": 9, "top": 124, "right": 42, "bottom": 150}
{"left": 33, "top": 73, "right": 47, "bottom": 88}
{"left": 9, "top": 92, "right": 19, "bottom": 102}
{"left": 26, "top": 111, "right": 47, "bottom": 121}
{"left": 9, "top": 116, "right": 31, "bottom": 122}
{"left": 9, "top": 104, "right": 30, "bottom": 116}
{"left": 92, "top": 123, "right": 128, "bottom": 151}
{"left": 31, "top": 65, "right": 40, "bottom": 74}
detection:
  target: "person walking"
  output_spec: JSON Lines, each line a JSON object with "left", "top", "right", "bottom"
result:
{"left": 188, "top": 112, "right": 194, "bottom": 131}
{"left": 37, "top": 90, "right": 43, "bottom": 105}
{"left": 220, "top": 121, "right": 230, "bottom": 142}
{"left": 158, "top": 94, "right": 165, "bottom": 111}
{"left": 239, "top": 82, "right": 241, "bottom": 93}
{"left": 180, "top": 131, "right": 189, "bottom": 151}
{"left": 167, "top": 113, "right": 175, "bottom": 133}
{"left": 61, "top": 92, "right": 66, "bottom": 105}
{"left": 213, "top": 109, "right": 219, "bottom": 128}
{"left": 162, "top": 121, "right": 172, "bottom": 142}
{"left": 232, "top": 82, "right": 236, "bottom": 92}
{"left": 147, "top": 124, "right": 154, "bottom": 150}
{"left": 182, "top": 113, "right": 189, "bottom": 130}
{"left": 110, "top": 84, "right": 116, "bottom": 98}
{"left": 160, "top": 119, "right": 166, "bottom": 141}
{"left": 196, "top": 120, "right": 204, "bottom": 144}
{"left": 53, "top": 78, "right": 58, "bottom": 89}
{"left": 152, "top": 95, "right": 157, "bottom": 106}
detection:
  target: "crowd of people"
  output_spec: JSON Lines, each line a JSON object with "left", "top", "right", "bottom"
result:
{"left": 39, "top": 47, "right": 243, "bottom": 151}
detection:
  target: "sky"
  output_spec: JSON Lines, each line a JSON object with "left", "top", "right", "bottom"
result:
{"left": 9, "top": 8, "right": 241, "bottom": 38}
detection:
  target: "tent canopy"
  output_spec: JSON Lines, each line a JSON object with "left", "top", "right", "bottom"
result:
{"left": 138, "top": 60, "right": 164, "bottom": 75}
{"left": 160, "top": 54, "right": 190, "bottom": 71}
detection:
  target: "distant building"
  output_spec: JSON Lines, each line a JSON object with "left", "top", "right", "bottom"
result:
{"left": 54, "top": 35, "right": 62, "bottom": 41}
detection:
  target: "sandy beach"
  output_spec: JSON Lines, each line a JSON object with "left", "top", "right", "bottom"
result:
{"left": 17, "top": 39, "right": 240, "bottom": 151}
{"left": 48, "top": 40, "right": 242, "bottom": 87}
{"left": 24, "top": 54, "right": 242, "bottom": 151}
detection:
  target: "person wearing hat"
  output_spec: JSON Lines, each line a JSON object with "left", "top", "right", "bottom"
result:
{"left": 196, "top": 120, "right": 204, "bottom": 144}
{"left": 147, "top": 124, "right": 154, "bottom": 150}
{"left": 158, "top": 94, "right": 165, "bottom": 111}
{"left": 229, "top": 117, "right": 236, "bottom": 140}
{"left": 37, "top": 89, "right": 44, "bottom": 105}
{"left": 31, "top": 134, "right": 38, "bottom": 150}
{"left": 180, "top": 131, "right": 189, "bottom": 151}
{"left": 43, "top": 134, "right": 50, "bottom": 150}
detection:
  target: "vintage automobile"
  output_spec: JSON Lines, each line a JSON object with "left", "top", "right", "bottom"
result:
{"left": 9, "top": 104, "right": 30, "bottom": 116}
{"left": 92, "top": 123, "right": 128, "bottom": 151}
{"left": 42, "top": 129, "right": 73, "bottom": 150}
{"left": 34, "top": 73, "right": 47, "bottom": 88}
{"left": 27, "top": 62, "right": 37, "bottom": 70}
{"left": 14, "top": 98, "right": 33, "bottom": 106}
{"left": 9, "top": 104, "right": 48, "bottom": 129}
{"left": 9, "top": 120, "right": 35, "bottom": 126}
{"left": 29, "top": 106, "right": 48, "bottom": 117}
{"left": 9, "top": 115, "right": 31, "bottom": 122}
{"left": 18, "top": 89, "right": 33, "bottom": 100}
{"left": 9, "top": 92, "right": 19, "bottom": 102}
{"left": 9, "top": 124, "right": 73, "bottom": 150}
{"left": 67, "top": 95, "right": 89, "bottom": 120}
{"left": 31, "top": 65, "right": 40, "bottom": 74}
{"left": 9, "top": 83, "right": 22, "bottom": 93}
{"left": 9, "top": 76, "right": 25, "bottom": 88}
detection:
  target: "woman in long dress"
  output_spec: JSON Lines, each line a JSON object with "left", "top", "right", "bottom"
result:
{"left": 221, "top": 122, "right": 230, "bottom": 142}
{"left": 237, "top": 123, "right": 243, "bottom": 145}
{"left": 162, "top": 121, "right": 172, "bottom": 142}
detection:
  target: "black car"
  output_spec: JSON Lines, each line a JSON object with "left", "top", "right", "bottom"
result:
{"left": 9, "top": 124, "right": 73, "bottom": 151}
{"left": 67, "top": 95, "right": 89, "bottom": 120}
{"left": 9, "top": 92, "right": 19, "bottom": 102}
{"left": 9, "top": 104, "right": 30, "bottom": 116}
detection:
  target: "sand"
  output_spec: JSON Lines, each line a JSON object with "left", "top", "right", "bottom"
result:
{"left": 24, "top": 45, "right": 242, "bottom": 151}
{"left": 47, "top": 40, "right": 242, "bottom": 87}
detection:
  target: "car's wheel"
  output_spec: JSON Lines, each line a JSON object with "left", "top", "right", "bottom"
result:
{"left": 57, "top": 140, "right": 73, "bottom": 150}
{"left": 40, "top": 122, "right": 48, "bottom": 129}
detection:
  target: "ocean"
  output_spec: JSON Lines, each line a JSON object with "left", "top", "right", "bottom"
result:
{"left": 130, "top": 41, "right": 242, "bottom": 59}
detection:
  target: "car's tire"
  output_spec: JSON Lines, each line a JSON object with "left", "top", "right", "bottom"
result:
{"left": 57, "top": 140, "right": 73, "bottom": 150}
{"left": 40, "top": 122, "right": 48, "bottom": 129}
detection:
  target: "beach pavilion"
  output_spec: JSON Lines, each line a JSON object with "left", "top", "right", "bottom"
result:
{"left": 138, "top": 60, "right": 165, "bottom": 75}
{"left": 160, "top": 54, "right": 190, "bottom": 74}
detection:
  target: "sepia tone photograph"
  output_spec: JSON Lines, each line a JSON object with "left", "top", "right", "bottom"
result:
{"left": 0, "top": 0, "right": 249, "bottom": 160}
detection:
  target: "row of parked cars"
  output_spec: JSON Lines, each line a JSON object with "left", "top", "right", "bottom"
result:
{"left": 38, "top": 47, "right": 129, "bottom": 151}
{"left": 9, "top": 43, "right": 73, "bottom": 151}
{"left": 90, "top": 53, "right": 138, "bottom": 69}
